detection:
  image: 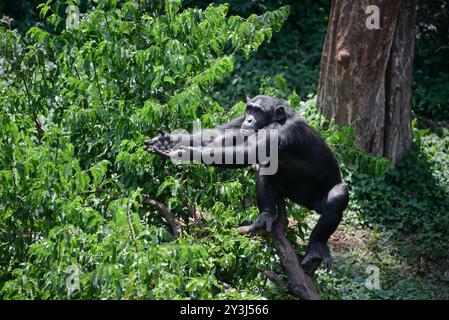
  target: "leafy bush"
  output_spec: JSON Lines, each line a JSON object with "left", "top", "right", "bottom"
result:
{"left": 414, "top": 0, "right": 449, "bottom": 120}
{"left": 1, "top": 0, "right": 448, "bottom": 300}
{"left": 0, "top": 0, "right": 292, "bottom": 299}
{"left": 184, "top": 0, "right": 330, "bottom": 106}
{"left": 188, "top": 0, "right": 449, "bottom": 118}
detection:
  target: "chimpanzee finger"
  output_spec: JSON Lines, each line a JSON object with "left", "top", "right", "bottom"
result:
{"left": 249, "top": 220, "right": 263, "bottom": 231}
{"left": 161, "top": 138, "right": 171, "bottom": 148}
{"left": 144, "top": 145, "right": 157, "bottom": 153}
{"left": 151, "top": 146, "right": 171, "bottom": 158}
{"left": 144, "top": 137, "right": 162, "bottom": 146}
{"left": 144, "top": 144, "right": 161, "bottom": 154}
{"left": 248, "top": 219, "right": 266, "bottom": 236}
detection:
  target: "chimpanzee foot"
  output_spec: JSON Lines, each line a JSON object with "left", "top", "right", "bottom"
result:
{"left": 248, "top": 212, "right": 276, "bottom": 235}
{"left": 301, "top": 242, "right": 332, "bottom": 276}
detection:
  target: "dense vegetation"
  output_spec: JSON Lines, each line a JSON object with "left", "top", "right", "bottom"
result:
{"left": 0, "top": 0, "right": 448, "bottom": 299}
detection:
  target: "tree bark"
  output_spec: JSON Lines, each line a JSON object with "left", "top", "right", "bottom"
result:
{"left": 317, "top": 0, "right": 416, "bottom": 165}
{"left": 270, "top": 208, "right": 320, "bottom": 300}
{"left": 238, "top": 212, "right": 320, "bottom": 300}
{"left": 142, "top": 198, "right": 182, "bottom": 239}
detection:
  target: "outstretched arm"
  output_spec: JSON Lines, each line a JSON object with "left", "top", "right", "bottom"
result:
{"left": 144, "top": 116, "right": 245, "bottom": 152}
{"left": 171, "top": 127, "right": 280, "bottom": 172}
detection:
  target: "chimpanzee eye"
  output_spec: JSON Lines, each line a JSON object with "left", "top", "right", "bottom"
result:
{"left": 247, "top": 104, "right": 263, "bottom": 113}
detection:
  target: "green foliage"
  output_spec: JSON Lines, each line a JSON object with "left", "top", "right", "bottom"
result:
{"left": 1, "top": 0, "right": 448, "bottom": 300}
{"left": 205, "top": 0, "right": 330, "bottom": 106}
{"left": 413, "top": 0, "right": 449, "bottom": 120}
{"left": 0, "top": 0, "right": 291, "bottom": 299}
{"left": 192, "top": 0, "right": 449, "bottom": 117}
{"left": 348, "top": 126, "right": 449, "bottom": 258}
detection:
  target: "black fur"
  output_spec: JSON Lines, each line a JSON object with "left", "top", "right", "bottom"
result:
{"left": 144, "top": 95, "right": 349, "bottom": 275}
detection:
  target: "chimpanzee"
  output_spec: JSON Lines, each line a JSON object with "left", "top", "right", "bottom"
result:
{"left": 144, "top": 95, "right": 349, "bottom": 275}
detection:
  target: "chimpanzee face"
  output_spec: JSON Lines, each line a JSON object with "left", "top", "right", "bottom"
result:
{"left": 241, "top": 96, "right": 285, "bottom": 136}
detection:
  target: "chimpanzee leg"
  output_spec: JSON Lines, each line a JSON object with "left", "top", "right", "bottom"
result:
{"left": 302, "top": 183, "right": 349, "bottom": 275}
{"left": 249, "top": 175, "right": 278, "bottom": 234}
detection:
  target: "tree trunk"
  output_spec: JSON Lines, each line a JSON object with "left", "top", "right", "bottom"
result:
{"left": 317, "top": 0, "right": 416, "bottom": 165}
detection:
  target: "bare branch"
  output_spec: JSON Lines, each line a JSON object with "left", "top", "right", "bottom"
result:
{"left": 270, "top": 205, "right": 320, "bottom": 300}
{"left": 79, "top": 188, "right": 104, "bottom": 195}
{"left": 143, "top": 198, "right": 182, "bottom": 239}
{"left": 78, "top": 188, "right": 182, "bottom": 240}
{"left": 239, "top": 210, "right": 320, "bottom": 299}
{"left": 261, "top": 269, "right": 287, "bottom": 289}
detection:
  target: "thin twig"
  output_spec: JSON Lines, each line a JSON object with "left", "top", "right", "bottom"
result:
{"left": 178, "top": 169, "right": 207, "bottom": 235}
{"left": 79, "top": 188, "right": 104, "bottom": 195}
{"left": 78, "top": 188, "right": 182, "bottom": 239}
{"left": 21, "top": 76, "right": 44, "bottom": 142}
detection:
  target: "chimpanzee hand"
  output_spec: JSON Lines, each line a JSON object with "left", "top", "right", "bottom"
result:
{"left": 144, "top": 130, "right": 174, "bottom": 159}
{"left": 144, "top": 142, "right": 171, "bottom": 158}
{"left": 144, "top": 129, "right": 179, "bottom": 158}
{"left": 248, "top": 212, "right": 276, "bottom": 235}
{"left": 145, "top": 130, "right": 170, "bottom": 148}
{"left": 301, "top": 242, "right": 332, "bottom": 276}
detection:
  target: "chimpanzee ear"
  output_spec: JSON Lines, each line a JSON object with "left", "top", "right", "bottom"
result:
{"left": 276, "top": 105, "right": 285, "bottom": 120}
